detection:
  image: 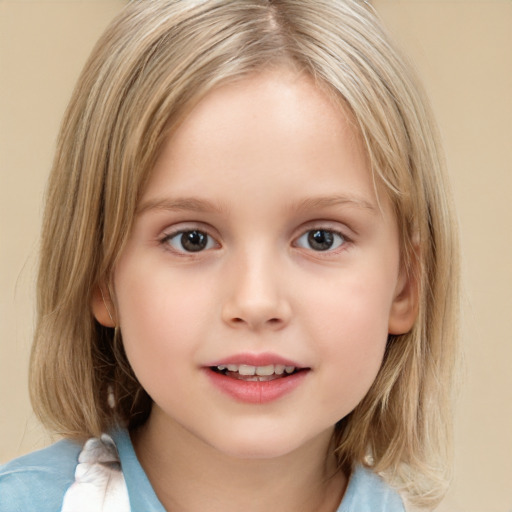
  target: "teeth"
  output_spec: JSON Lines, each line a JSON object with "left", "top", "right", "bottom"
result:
{"left": 256, "top": 365, "right": 275, "bottom": 376}
{"left": 216, "top": 364, "right": 297, "bottom": 375}
{"left": 238, "top": 365, "right": 256, "bottom": 376}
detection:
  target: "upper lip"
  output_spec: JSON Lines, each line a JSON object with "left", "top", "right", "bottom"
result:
{"left": 205, "top": 352, "right": 307, "bottom": 369}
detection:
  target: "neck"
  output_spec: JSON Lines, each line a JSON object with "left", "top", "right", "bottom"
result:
{"left": 132, "top": 411, "right": 347, "bottom": 512}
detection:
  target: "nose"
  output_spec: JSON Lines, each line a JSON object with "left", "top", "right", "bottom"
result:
{"left": 221, "top": 249, "right": 292, "bottom": 331}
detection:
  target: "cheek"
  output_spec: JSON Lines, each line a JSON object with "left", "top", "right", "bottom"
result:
{"left": 113, "top": 265, "right": 214, "bottom": 386}
{"left": 304, "top": 273, "right": 393, "bottom": 406}
{"left": 306, "top": 268, "right": 394, "bottom": 344}
{"left": 116, "top": 259, "right": 214, "bottom": 334}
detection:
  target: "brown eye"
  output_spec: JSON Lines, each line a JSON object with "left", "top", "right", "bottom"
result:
{"left": 296, "top": 229, "right": 345, "bottom": 252}
{"left": 165, "top": 230, "right": 215, "bottom": 253}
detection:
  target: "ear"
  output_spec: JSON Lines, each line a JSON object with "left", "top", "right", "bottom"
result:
{"left": 388, "top": 263, "right": 419, "bottom": 336}
{"left": 91, "top": 285, "right": 117, "bottom": 328}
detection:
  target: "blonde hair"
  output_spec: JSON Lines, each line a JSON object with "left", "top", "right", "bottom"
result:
{"left": 31, "top": 0, "right": 459, "bottom": 507}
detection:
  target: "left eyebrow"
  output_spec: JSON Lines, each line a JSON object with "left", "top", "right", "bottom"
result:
{"left": 136, "top": 197, "right": 225, "bottom": 216}
{"left": 292, "top": 194, "right": 378, "bottom": 214}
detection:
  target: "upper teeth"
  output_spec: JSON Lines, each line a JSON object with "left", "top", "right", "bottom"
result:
{"left": 216, "top": 364, "right": 296, "bottom": 376}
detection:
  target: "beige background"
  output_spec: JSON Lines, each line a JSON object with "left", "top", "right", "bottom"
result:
{"left": 1, "top": 1, "right": 511, "bottom": 511}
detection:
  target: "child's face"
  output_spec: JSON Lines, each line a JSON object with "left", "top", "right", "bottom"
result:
{"left": 104, "top": 68, "right": 414, "bottom": 459}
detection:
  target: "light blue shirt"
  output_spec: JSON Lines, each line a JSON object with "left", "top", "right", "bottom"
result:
{"left": 0, "top": 429, "right": 405, "bottom": 511}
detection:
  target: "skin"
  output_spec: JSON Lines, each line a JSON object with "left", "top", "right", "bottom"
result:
{"left": 93, "top": 67, "right": 416, "bottom": 512}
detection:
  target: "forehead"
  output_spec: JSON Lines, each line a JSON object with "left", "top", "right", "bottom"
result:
{"left": 141, "top": 68, "right": 380, "bottom": 208}
{"left": 176, "top": 68, "right": 354, "bottom": 148}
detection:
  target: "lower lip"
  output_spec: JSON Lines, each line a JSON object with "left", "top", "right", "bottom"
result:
{"left": 205, "top": 369, "right": 308, "bottom": 404}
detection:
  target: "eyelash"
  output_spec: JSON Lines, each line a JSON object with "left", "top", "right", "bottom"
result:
{"left": 159, "top": 226, "right": 350, "bottom": 255}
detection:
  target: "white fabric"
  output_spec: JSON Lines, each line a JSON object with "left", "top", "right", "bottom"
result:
{"left": 61, "top": 434, "right": 130, "bottom": 512}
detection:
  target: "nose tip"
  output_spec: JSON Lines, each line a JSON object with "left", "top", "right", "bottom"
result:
{"left": 221, "top": 264, "right": 292, "bottom": 331}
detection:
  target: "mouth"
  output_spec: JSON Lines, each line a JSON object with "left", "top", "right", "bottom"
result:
{"left": 205, "top": 354, "right": 310, "bottom": 403}
{"left": 210, "top": 364, "right": 306, "bottom": 382}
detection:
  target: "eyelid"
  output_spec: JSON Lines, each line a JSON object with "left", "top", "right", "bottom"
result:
{"left": 294, "top": 220, "right": 353, "bottom": 240}
{"left": 159, "top": 221, "right": 219, "bottom": 239}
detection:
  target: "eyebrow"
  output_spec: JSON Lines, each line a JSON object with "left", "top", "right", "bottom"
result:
{"left": 293, "top": 194, "right": 378, "bottom": 214}
{"left": 136, "top": 197, "right": 225, "bottom": 215}
{"left": 137, "top": 194, "right": 377, "bottom": 216}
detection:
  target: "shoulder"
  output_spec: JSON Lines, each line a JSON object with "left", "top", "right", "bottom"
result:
{"left": 0, "top": 438, "right": 82, "bottom": 512}
{"left": 339, "top": 465, "right": 405, "bottom": 512}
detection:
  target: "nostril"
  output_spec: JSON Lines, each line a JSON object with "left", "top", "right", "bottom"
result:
{"left": 228, "top": 316, "right": 283, "bottom": 328}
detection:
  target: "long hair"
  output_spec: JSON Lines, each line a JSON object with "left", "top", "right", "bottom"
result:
{"left": 30, "top": 1, "right": 459, "bottom": 507}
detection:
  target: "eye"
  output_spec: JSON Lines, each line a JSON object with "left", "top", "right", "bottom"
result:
{"left": 163, "top": 230, "right": 217, "bottom": 253}
{"left": 295, "top": 229, "right": 345, "bottom": 252}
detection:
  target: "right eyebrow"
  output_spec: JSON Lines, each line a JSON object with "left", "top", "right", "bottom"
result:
{"left": 136, "top": 197, "right": 225, "bottom": 216}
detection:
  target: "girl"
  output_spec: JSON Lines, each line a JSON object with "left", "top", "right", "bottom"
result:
{"left": 0, "top": 1, "right": 459, "bottom": 511}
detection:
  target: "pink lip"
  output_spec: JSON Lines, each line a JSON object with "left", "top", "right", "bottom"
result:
{"left": 206, "top": 352, "right": 304, "bottom": 368}
{"left": 203, "top": 352, "right": 310, "bottom": 404}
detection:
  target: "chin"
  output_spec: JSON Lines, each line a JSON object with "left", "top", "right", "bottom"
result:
{"left": 204, "top": 427, "right": 324, "bottom": 461}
